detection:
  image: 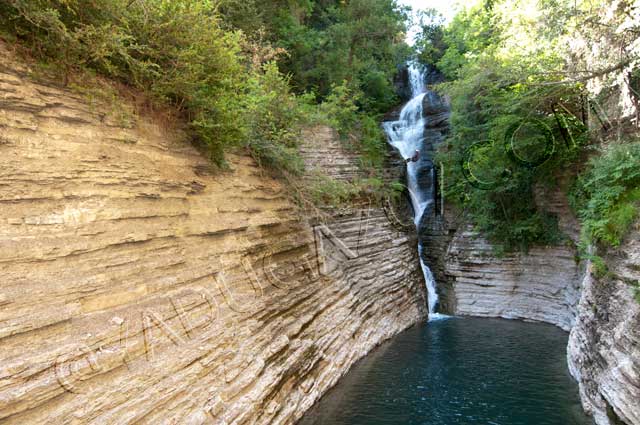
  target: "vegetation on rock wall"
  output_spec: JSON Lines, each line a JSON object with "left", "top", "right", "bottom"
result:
{"left": 1, "top": 0, "right": 248, "bottom": 164}
{"left": 0, "top": 0, "right": 408, "bottom": 187}
{"left": 570, "top": 141, "right": 640, "bottom": 249}
{"left": 415, "top": 0, "right": 639, "bottom": 253}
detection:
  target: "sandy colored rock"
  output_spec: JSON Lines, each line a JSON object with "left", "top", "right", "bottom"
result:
{"left": 0, "top": 45, "right": 427, "bottom": 424}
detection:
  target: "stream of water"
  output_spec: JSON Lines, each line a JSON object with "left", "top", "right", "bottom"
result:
{"left": 383, "top": 63, "right": 440, "bottom": 315}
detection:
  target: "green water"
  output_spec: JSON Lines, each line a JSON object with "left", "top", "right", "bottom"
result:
{"left": 299, "top": 317, "right": 593, "bottom": 425}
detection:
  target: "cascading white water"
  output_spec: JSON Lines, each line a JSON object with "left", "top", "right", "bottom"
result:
{"left": 417, "top": 244, "right": 440, "bottom": 315}
{"left": 383, "top": 63, "right": 441, "bottom": 317}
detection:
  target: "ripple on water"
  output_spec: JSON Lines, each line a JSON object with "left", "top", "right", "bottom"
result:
{"left": 298, "top": 317, "right": 593, "bottom": 425}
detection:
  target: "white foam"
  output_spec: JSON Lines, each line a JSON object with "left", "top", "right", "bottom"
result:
{"left": 383, "top": 63, "right": 441, "bottom": 315}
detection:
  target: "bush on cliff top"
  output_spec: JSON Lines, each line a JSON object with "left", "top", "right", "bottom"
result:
{"left": 0, "top": 0, "right": 409, "bottom": 178}
{"left": 570, "top": 141, "right": 640, "bottom": 249}
{"left": 1, "top": 0, "right": 248, "bottom": 165}
{"left": 0, "top": 0, "right": 316, "bottom": 173}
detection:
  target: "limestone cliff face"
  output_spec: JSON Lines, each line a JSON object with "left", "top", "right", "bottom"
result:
{"left": 430, "top": 225, "right": 581, "bottom": 331}
{"left": 0, "top": 47, "right": 427, "bottom": 424}
{"left": 568, "top": 229, "right": 640, "bottom": 425}
{"left": 422, "top": 182, "right": 583, "bottom": 331}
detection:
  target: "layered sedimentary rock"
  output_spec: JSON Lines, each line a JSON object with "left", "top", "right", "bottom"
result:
{"left": 429, "top": 224, "right": 581, "bottom": 331}
{"left": 0, "top": 45, "right": 426, "bottom": 424}
{"left": 422, "top": 180, "right": 583, "bottom": 331}
{"left": 568, "top": 229, "right": 640, "bottom": 425}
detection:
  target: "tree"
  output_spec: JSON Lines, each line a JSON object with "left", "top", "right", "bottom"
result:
{"left": 413, "top": 8, "right": 447, "bottom": 67}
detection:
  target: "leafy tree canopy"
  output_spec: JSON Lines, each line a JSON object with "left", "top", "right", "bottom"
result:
{"left": 414, "top": 0, "right": 639, "bottom": 252}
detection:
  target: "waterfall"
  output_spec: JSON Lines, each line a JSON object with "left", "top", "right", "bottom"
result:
{"left": 383, "top": 63, "right": 442, "bottom": 318}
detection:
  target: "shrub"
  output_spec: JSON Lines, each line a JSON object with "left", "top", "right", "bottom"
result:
{"left": 315, "top": 82, "right": 389, "bottom": 175}
{"left": 570, "top": 141, "right": 640, "bottom": 248}
{"left": 357, "top": 115, "right": 387, "bottom": 170}
{"left": 434, "top": 56, "right": 583, "bottom": 252}
{"left": 0, "top": 0, "right": 248, "bottom": 166}
{"left": 584, "top": 254, "right": 609, "bottom": 279}
{"left": 305, "top": 174, "right": 398, "bottom": 208}
{"left": 122, "top": 0, "right": 248, "bottom": 165}
{"left": 319, "top": 82, "right": 361, "bottom": 138}
{"left": 245, "top": 62, "right": 305, "bottom": 175}
{"left": 307, "top": 175, "right": 361, "bottom": 207}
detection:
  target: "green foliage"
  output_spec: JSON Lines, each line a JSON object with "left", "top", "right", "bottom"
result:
{"left": 570, "top": 142, "right": 640, "bottom": 248}
{"left": 130, "top": 1, "right": 248, "bottom": 165}
{"left": 413, "top": 8, "right": 447, "bottom": 67}
{"left": 434, "top": 58, "right": 585, "bottom": 250}
{"left": 316, "top": 82, "right": 388, "bottom": 172}
{"left": 218, "top": 0, "right": 409, "bottom": 114}
{"left": 1, "top": 0, "right": 408, "bottom": 176}
{"left": 584, "top": 254, "right": 609, "bottom": 279}
{"left": 306, "top": 175, "right": 396, "bottom": 207}
{"left": 357, "top": 115, "right": 387, "bottom": 170}
{"left": 245, "top": 62, "right": 306, "bottom": 175}
{"left": 454, "top": 161, "right": 564, "bottom": 253}
{"left": 427, "top": 0, "right": 597, "bottom": 252}
{"left": 1, "top": 0, "right": 150, "bottom": 82}
{"left": 307, "top": 175, "right": 362, "bottom": 207}
{"left": 433, "top": 3, "right": 501, "bottom": 79}
{"left": 319, "top": 82, "right": 361, "bottom": 137}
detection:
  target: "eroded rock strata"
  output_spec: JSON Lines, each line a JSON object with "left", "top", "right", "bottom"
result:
{"left": 0, "top": 47, "right": 427, "bottom": 424}
{"left": 421, "top": 181, "right": 583, "bottom": 331}
{"left": 568, "top": 230, "right": 640, "bottom": 425}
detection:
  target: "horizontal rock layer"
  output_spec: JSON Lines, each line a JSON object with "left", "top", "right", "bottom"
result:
{"left": 0, "top": 45, "right": 427, "bottom": 424}
{"left": 422, "top": 202, "right": 582, "bottom": 331}
{"left": 441, "top": 227, "right": 580, "bottom": 331}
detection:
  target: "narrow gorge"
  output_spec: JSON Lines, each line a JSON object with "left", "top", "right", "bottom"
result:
{"left": 0, "top": 0, "right": 639, "bottom": 424}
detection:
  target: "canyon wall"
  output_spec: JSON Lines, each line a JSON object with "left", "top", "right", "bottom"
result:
{"left": 422, "top": 181, "right": 583, "bottom": 331}
{"left": 0, "top": 46, "right": 427, "bottom": 424}
{"left": 568, "top": 229, "right": 640, "bottom": 425}
{"left": 423, "top": 224, "right": 581, "bottom": 331}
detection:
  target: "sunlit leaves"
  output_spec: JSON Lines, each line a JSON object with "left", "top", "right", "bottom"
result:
{"left": 571, "top": 142, "right": 640, "bottom": 248}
